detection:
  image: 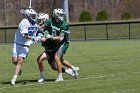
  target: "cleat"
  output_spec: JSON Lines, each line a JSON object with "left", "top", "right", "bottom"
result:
{"left": 65, "top": 68, "right": 75, "bottom": 77}
{"left": 55, "top": 77, "right": 64, "bottom": 82}
{"left": 72, "top": 67, "right": 79, "bottom": 79}
{"left": 38, "top": 78, "right": 45, "bottom": 83}
{"left": 11, "top": 79, "right": 16, "bottom": 85}
{"left": 38, "top": 76, "right": 45, "bottom": 83}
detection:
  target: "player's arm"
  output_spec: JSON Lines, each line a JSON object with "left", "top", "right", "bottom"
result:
{"left": 19, "top": 19, "right": 33, "bottom": 40}
{"left": 40, "top": 29, "right": 51, "bottom": 42}
{"left": 22, "top": 33, "right": 32, "bottom": 39}
{"left": 20, "top": 20, "right": 42, "bottom": 43}
{"left": 52, "top": 33, "right": 64, "bottom": 42}
{"left": 39, "top": 19, "right": 50, "bottom": 41}
{"left": 43, "top": 29, "right": 65, "bottom": 42}
{"left": 31, "top": 29, "right": 45, "bottom": 44}
{"left": 52, "top": 24, "right": 70, "bottom": 42}
{"left": 41, "top": 20, "right": 54, "bottom": 42}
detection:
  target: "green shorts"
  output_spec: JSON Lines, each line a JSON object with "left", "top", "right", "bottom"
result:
{"left": 59, "top": 42, "right": 69, "bottom": 54}
{"left": 45, "top": 42, "right": 69, "bottom": 64}
{"left": 44, "top": 50, "right": 55, "bottom": 64}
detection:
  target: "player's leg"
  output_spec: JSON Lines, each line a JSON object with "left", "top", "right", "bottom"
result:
{"left": 61, "top": 59, "right": 79, "bottom": 79}
{"left": 11, "top": 44, "right": 28, "bottom": 85}
{"left": 12, "top": 57, "right": 22, "bottom": 75}
{"left": 11, "top": 57, "right": 24, "bottom": 85}
{"left": 49, "top": 60, "right": 72, "bottom": 76}
{"left": 12, "top": 57, "right": 18, "bottom": 65}
{"left": 48, "top": 51, "right": 77, "bottom": 78}
{"left": 48, "top": 52, "right": 68, "bottom": 73}
{"left": 48, "top": 53, "right": 77, "bottom": 77}
{"left": 49, "top": 60, "right": 57, "bottom": 71}
{"left": 60, "top": 42, "right": 79, "bottom": 79}
{"left": 54, "top": 42, "right": 71, "bottom": 82}
{"left": 12, "top": 43, "right": 23, "bottom": 75}
{"left": 54, "top": 51, "right": 63, "bottom": 82}
{"left": 12, "top": 43, "right": 18, "bottom": 65}
{"left": 37, "top": 52, "right": 49, "bottom": 82}
{"left": 47, "top": 52, "right": 57, "bottom": 71}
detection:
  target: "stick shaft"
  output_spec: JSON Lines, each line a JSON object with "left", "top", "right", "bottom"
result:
{"left": 29, "top": 0, "right": 32, "bottom": 8}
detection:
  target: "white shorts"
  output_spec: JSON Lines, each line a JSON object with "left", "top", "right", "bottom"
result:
{"left": 12, "top": 43, "right": 29, "bottom": 58}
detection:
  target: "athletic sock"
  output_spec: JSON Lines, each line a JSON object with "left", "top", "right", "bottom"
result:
{"left": 12, "top": 75, "right": 17, "bottom": 81}
{"left": 40, "top": 72, "right": 44, "bottom": 77}
{"left": 58, "top": 73, "right": 62, "bottom": 78}
{"left": 71, "top": 65, "right": 75, "bottom": 70}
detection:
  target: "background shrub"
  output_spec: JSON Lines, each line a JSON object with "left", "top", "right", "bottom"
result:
{"left": 79, "top": 10, "right": 92, "bottom": 22}
{"left": 121, "top": 11, "right": 131, "bottom": 20}
{"left": 96, "top": 10, "right": 108, "bottom": 21}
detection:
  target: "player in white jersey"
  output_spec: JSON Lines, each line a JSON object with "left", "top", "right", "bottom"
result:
{"left": 11, "top": 8, "right": 38, "bottom": 85}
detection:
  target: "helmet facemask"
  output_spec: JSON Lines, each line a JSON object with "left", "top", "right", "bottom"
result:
{"left": 30, "top": 14, "right": 37, "bottom": 22}
{"left": 21, "top": 8, "right": 37, "bottom": 25}
{"left": 53, "top": 8, "right": 66, "bottom": 22}
{"left": 57, "top": 13, "right": 65, "bottom": 21}
{"left": 37, "top": 13, "right": 49, "bottom": 25}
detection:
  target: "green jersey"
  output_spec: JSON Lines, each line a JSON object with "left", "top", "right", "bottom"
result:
{"left": 42, "top": 16, "right": 70, "bottom": 51}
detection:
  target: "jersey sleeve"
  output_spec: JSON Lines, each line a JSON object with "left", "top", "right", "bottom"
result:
{"left": 61, "top": 23, "right": 70, "bottom": 35}
{"left": 44, "top": 19, "right": 51, "bottom": 27}
{"left": 43, "top": 19, "right": 51, "bottom": 36}
{"left": 18, "top": 19, "right": 29, "bottom": 34}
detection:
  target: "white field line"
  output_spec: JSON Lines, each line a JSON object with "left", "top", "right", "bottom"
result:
{"left": 0, "top": 74, "right": 116, "bottom": 90}
{"left": 0, "top": 71, "right": 140, "bottom": 91}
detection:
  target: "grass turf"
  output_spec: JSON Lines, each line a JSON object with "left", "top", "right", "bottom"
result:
{"left": 0, "top": 40, "right": 140, "bottom": 93}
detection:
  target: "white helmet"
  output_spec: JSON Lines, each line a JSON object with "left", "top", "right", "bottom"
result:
{"left": 53, "top": 8, "right": 66, "bottom": 21}
{"left": 37, "top": 13, "right": 49, "bottom": 25}
{"left": 20, "top": 8, "right": 37, "bottom": 24}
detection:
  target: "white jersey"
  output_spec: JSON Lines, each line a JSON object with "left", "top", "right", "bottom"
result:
{"left": 14, "top": 18, "right": 38, "bottom": 46}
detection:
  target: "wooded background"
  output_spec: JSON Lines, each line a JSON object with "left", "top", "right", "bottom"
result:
{"left": 0, "top": 0, "right": 140, "bottom": 26}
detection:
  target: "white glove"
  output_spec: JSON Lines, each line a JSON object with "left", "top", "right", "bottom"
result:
{"left": 46, "top": 34, "right": 53, "bottom": 39}
{"left": 32, "top": 36, "right": 41, "bottom": 44}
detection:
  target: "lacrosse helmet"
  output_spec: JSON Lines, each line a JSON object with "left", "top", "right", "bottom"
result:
{"left": 24, "top": 8, "right": 37, "bottom": 25}
{"left": 37, "top": 13, "right": 49, "bottom": 25}
{"left": 53, "top": 8, "right": 66, "bottom": 21}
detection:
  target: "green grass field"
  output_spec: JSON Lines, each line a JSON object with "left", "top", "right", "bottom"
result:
{"left": 0, "top": 40, "right": 140, "bottom": 93}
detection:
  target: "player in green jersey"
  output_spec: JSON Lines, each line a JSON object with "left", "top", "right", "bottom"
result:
{"left": 36, "top": 12, "right": 77, "bottom": 82}
{"left": 37, "top": 9, "right": 79, "bottom": 82}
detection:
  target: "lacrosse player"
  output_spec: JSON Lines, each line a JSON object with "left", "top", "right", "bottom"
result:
{"left": 11, "top": 8, "right": 39, "bottom": 85}
{"left": 36, "top": 13, "right": 78, "bottom": 83}
{"left": 37, "top": 8, "right": 79, "bottom": 82}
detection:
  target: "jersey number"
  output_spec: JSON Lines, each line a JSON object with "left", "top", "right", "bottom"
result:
{"left": 28, "top": 27, "right": 37, "bottom": 36}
